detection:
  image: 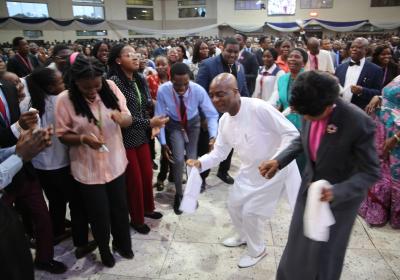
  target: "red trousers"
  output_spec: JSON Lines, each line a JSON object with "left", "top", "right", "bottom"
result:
{"left": 125, "top": 143, "right": 155, "bottom": 225}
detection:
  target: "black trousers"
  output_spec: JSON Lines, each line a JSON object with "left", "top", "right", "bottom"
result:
{"left": 36, "top": 166, "right": 72, "bottom": 237}
{"left": 78, "top": 174, "right": 131, "bottom": 253}
{"left": 218, "top": 149, "right": 234, "bottom": 175}
{"left": 36, "top": 166, "right": 90, "bottom": 247}
{"left": 197, "top": 126, "right": 210, "bottom": 180}
{"left": 157, "top": 129, "right": 174, "bottom": 183}
{"left": 0, "top": 200, "right": 34, "bottom": 280}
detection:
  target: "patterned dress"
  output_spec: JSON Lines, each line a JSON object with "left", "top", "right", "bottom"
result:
{"left": 359, "top": 75, "right": 400, "bottom": 229}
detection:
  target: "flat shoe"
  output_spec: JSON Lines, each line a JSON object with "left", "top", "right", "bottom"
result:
{"left": 144, "top": 211, "right": 163, "bottom": 219}
{"left": 130, "top": 223, "right": 150, "bottom": 234}
{"left": 238, "top": 249, "right": 267, "bottom": 268}
{"left": 222, "top": 236, "right": 247, "bottom": 247}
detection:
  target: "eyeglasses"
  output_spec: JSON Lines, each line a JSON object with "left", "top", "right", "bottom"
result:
{"left": 121, "top": 52, "right": 140, "bottom": 59}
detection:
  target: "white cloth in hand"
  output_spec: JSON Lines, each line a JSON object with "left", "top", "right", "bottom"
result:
{"left": 179, "top": 166, "right": 202, "bottom": 214}
{"left": 304, "top": 180, "right": 336, "bottom": 242}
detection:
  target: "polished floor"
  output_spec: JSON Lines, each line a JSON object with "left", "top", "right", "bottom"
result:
{"left": 35, "top": 153, "right": 400, "bottom": 280}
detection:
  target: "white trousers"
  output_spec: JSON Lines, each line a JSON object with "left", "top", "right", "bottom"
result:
{"left": 227, "top": 181, "right": 284, "bottom": 257}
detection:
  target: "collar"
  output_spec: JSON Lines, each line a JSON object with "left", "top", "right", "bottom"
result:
{"left": 220, "top": 54, "right": 234, "bottom": 67}
{"left": 171, "top": 81, "right": 191, "bottom": 98}
{"left": 262, "top": 64, "right": 277, "bottom": 74}
{"left": 350, "top": 57, "right": 366, "bottom": 67}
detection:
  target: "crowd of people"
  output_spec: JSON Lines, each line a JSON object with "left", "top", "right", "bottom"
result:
{"left": 0, "top": 31, "right": 399, "bottom": 280}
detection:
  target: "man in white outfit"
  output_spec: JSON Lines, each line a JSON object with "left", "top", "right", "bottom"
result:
{"left": 187, "top": 73, "right": 301, "bottom": 268}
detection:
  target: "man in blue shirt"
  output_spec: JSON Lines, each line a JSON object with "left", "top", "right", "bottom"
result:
{"left": 155, "top": 63, "right": 219, "bottom": 215}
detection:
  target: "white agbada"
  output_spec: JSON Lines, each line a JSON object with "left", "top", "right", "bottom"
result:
{"left": 199, "top": 97, "right": 301, "bottom": 257}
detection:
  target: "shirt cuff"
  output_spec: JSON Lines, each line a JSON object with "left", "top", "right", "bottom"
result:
{"left": 0, "top": 154, "right": 23, "bottom": 190}
{"left": 10, "top": 122, "right": 22, "bottom": 139}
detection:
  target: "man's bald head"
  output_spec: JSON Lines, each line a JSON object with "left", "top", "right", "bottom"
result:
{"left": 209, "top": 73, "right": 241, "bottom": 115}
{"left": 210, "top": 73, "right": 238, "bottom": 91}
{"left": 350, "top": 37, "right": 369, "bottom": 62}
{"left": 307, "top": 37, "right": 320, "bottom": 55}
{"left": 354, "top": 37, "right": 369, "bottom": 48}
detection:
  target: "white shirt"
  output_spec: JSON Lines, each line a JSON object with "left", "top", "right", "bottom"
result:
{"left": 305, "top": 49, "right": 335, "bottom": 74}
{"left": 252, "top": 64, "right": 285, "bottom": 101}
{"left": 343, "top": 57, "right": 366, "bottom": 103}
{"left": 32, "top": 95, "right": 69, "bottom": 170}
{"left": 199, "top": 98, "right": 301, "bottom": 214}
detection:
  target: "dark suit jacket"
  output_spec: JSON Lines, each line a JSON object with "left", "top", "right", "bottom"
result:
{"left": 195, "top": 55, "right": 249, "bottom": 97}
{"left": 255, "top": 48, "right": 264, "bottom": 67}
{"left": 275, "top": 99, "right": 380, "bottom": 280}
{"left": 0, "top": 80, "right": 35, "bottom": 193}
{"left": 0, "top": 81, "right": 20, "bottom": 148}
{"left": 238, "top": 50, "right": 259, "bottom": 95}
{"left": 6, "top": 54, "right": 34, "bottom": 78}
{"left": 335, "top": 60, "right": 383, "bottom": 110}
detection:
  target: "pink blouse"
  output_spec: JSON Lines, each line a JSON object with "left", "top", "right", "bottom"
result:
{"left": 55, "top": 80, "right": 131, "bottom": 185}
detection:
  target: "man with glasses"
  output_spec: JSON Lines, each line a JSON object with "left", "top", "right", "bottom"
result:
{"left": 187, "top": 73, "right": 301, "bottom": 268}
{"left": 47, "top": 44, "right": 73, "bottom": 74}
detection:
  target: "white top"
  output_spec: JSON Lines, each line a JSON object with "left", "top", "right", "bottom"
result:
{"left": 199, "top": 98, "right": 301, "bottom": 215}
{"left": 32, "top": 95, "right": 69, "bottom": 170}
{"left": 252, "top": 64, "right": 285, "bottom": 101}
{"left": 342, "top": 57, "right": 366, "bottom": 103}
{"left": 305, "top": 49, "right": 335, "bottom": 74}
{"left": 19, "top": 77, "right": 31, "bottom": 113}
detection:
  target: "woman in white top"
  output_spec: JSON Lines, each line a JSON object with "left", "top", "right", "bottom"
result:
{"left": 252, "top": 48, "right": 285, "bottom": 101}
{"left": 26, "top": 67, "right": 81, "bottom": 245}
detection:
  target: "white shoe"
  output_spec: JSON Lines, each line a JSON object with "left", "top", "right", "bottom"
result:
{"left": 222, "top": 236, "right": 246, "bottom": 247}
{"left": 237, "top": 249, "right": 268, "bottom": 268}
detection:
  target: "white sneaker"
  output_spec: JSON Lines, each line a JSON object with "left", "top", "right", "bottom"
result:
{"left": 222, "top": 236, "right": 246, "bottom": 247}
{"left": 237, "top": 249, "right": 268, "bottom": 268}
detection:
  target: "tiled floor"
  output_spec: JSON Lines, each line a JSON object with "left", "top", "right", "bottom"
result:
{"left": 35, "top": 152, "right": 400, "bottom": 280}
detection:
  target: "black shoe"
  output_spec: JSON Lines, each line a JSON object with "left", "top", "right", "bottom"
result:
{"left": 152, "top": 161, "right": 158, "bottom": 170}
{"left": 153, "top": 181, "right": 164, "bottom": 191}
{"left": 217, "top": 172, "right": 234, "bottom": 185}
{"left": 174, "top": 194, "right": 183, "bottom": 215}
{"left": 100, "top": 250, "right": 115, "bottom": 268}
{"left": 144, "top": 211, "right": 163, "bottom": 219}
{"left": 200, "top": 181, "right": 206, "bottom": 193}
{"left": 35, "top": 259, "right": 67, "bottom": 274}
{"left": 130, "top": 223, "right": 151, "bottom": 234}
{"left": 54, "top": 229, "right": 72, "bottom": 245}
{"left": 27, "top": 236, "right": 36, "bottom": 249}
{"left": 112, "top": 245, "right": 134, "bottom": 259}
{"left": 65, "top": 219, "right": 72, "bottom": 229}
{"left": 75, "top": 240, "right": 98, "bottom": 259}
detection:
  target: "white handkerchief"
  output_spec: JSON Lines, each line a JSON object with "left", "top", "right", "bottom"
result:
{"left": 304, "top": 180, "right": 336, "bottom": 242}
{"left": 179, "top": 166, "right": 202, "bottom": 214}
{"left": 281, "top": 107, "right": 292, "bottom": 117}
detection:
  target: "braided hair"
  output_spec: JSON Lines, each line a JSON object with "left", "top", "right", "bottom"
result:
{"left": 69, "top": 54, "right": 120, "bottom": 123}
